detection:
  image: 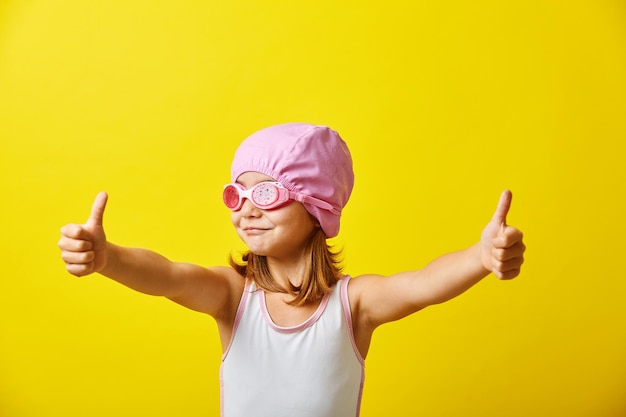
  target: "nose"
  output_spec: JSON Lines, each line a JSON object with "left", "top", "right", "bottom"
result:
{"left": 239, "top": 198, "right": 262, "bottom": 217}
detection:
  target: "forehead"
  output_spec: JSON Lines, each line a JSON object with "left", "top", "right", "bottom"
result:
{"left": 236, "top": 171, "right": 276, "bottom": 187}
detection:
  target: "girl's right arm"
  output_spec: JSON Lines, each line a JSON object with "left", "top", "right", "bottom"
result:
{"left": 58, "top": 192, "right": 240, "bottom": 319}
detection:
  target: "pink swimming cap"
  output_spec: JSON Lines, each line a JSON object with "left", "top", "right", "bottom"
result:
{"left": 231, "top": 123, "right": 354, "bottom": 238}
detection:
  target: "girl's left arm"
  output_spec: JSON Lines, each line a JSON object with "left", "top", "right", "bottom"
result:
{"left": 351, "top": 190, "right": 525, "bottom": 330}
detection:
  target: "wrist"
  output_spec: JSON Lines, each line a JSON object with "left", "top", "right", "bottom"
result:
{"left": 473, "top": 242, "right": 492, "bottom": 277}
{"left": 98, "top": 241, "right": 118, "bottom": 277}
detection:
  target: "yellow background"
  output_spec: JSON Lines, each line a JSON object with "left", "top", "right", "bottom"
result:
{"left": 1, "top": 0, "right": 625, "bottom": 416}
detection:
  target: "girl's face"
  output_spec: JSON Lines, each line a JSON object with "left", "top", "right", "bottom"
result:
{"left": 230, "top": 172, "right": 319, "bottom": 260}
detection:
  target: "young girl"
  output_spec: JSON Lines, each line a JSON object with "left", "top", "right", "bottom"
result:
{"left": 58, "top": 123, "right": 525, "bottom": 417}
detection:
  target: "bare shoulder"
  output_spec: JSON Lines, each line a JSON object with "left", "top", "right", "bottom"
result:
{"left": 344, "top": 274, "right": 386, "bottom": 359}
{"left": 214, "top": 265, "right": 246, "bottom": 300}
{"left": 346, "top": 273, "right": 385, "bottom": 300}
{"left": 210, "top": 266, "right": 246, "bottom": 319}
{"left": 169, "top": 264, "right": 245, "bottom": 320}
{"left": 346, "top": 271, "right": 425, "bottom": 329}
{"left": 194, "top": 266, "right": 246, "bottom": 350}
{"left": 345, "top": 274, "right": 386, "bottom": 321}
{"left": 206, "top": 265, "right": 246, "bottom": 286}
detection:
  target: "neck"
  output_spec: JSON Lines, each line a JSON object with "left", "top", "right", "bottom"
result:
{"left": 265, "top": 256, "right": 308, "bottom": 290}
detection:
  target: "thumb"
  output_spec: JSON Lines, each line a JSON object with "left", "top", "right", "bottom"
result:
{"left": 491, "top": 189, "right": 512, "bottom": 227}
{"left": 86, "top": 192, "right": 108, "bottom": 227}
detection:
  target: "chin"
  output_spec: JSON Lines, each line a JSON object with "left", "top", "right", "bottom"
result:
{"left": 240, "top": 240, "right": 269, "bottom": 257}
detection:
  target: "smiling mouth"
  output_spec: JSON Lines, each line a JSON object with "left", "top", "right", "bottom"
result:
{"left": 243, "top": 227, "right": 267, "bottom": 234}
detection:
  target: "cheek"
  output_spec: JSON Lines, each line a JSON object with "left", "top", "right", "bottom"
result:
{"left": 273, "top": 209, "right": 316, "bottom": 232}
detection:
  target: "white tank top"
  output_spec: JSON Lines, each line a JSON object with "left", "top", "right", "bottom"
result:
{"left": 220, "top": 276, "right": 365, "bottom": 417}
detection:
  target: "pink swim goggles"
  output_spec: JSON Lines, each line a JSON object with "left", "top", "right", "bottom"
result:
{"left": 223, "top": 181, "right": 339, "bottom": 214}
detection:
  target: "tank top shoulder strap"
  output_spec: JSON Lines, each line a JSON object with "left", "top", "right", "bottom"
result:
{"left": 338, "top": 275, "right": 365, "bottom": 365}
{"left": 222, "top": 279, "right": 255, "bottom": 359}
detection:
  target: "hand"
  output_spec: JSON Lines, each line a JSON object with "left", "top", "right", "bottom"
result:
{"left": 480, "top": 190, "right": 525, "bottom": 280}
{"left": 58, "top": 192, "right": 109, "bottom": 277}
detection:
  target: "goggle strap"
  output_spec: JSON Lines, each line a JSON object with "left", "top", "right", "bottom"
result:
{"left": 289, "top": 191, "right": 341, "bottom": 215}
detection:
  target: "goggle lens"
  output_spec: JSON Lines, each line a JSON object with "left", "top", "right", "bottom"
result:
{"left": 251, "top": 183, "right": 279, "bottom": 207}
{"left": 223, "top": 184, "right": 243, "bottom": 210}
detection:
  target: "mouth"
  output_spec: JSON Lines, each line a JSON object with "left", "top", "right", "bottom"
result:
{"left": 242, "top": 227, "right": 268, "bottom": 235}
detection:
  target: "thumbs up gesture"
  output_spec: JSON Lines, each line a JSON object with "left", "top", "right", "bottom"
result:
{"left": 59, "top": 192, "right": 109, "bottom": 277}
{"left": 480, "top": 190, "right": 526, "bottom": 280}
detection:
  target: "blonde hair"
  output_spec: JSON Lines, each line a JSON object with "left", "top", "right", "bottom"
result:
{"left": 229, "top": 228, "right": 343, "bottom": 306}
